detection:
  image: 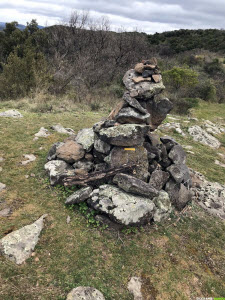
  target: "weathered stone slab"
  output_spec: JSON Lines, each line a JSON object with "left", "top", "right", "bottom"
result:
{"left": 75, "top": 128, "right": 94, "bottom": 152}
{"left": 149, "top": 170, "right": 170, "bottom": 190}
{"left": 65, "top": 187, "right": 93, "bottom": 205}
{"left": 0, "top": 110, "right": 23, "bottom": 118}
{"left": 115, "top": 107, "right": 150, "bottom": 124}
{"left": 188, "top": 125, "right": 221, "bottom": 148}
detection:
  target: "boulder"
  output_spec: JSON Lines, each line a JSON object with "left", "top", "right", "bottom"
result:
{"left": 123, "top": 92, "right": 148, "bottom": 114}
{"left": 188, "top": 125, "right": 221, "bottom": 149}
{"left": 65, "top": 187, "right": 93, "bottom": 205}
{"left": 115, "top": 107, "right": 150, "bottom": 124}
{"left": 165, "top": 180, "right": 191, "bottom": 210}
{"left": 167, "top": 164, "right": 190, "bottom": 185}
{"left": 0, "top": 214, "right": 47, "bottom": 264}
{"left": 94, "top": 136, "right": 111, "bottom": 154}
{"left": 0, "top": 110, "right": 23, "bottom": 118}
{"left": 168, "top": 145, "right": 186, "bottom": 164}
{"left": 44, "top": 160, "right": 74, "bottom": 185}
{"left": 47, "top": 142, "right": 64, "bottom": 161}
{"left": 56, "top": 140, "right": 85, "bottom": 164}
{"left": 88, "top": 184, "right": 155, "bottom": 226}
{"left": 146, "top": 98, "right": 173, "bottom": 130}
{"left": 123, "top": 69, "right": 165, "bottom": 99}
{"left": 149, "top": 170, "right": 170, "bottom": 190}
{"left": 113, "top": 173, "right": 158, "bottom": 198}
{"left": 66, "top": 287, "right": 105, "bottom": 300}
{"left": 98, "top": 124, "right": 150, "bottom": 147}
{"left": 75, "top": 128, "right": 94, "bottom": 152}
{"left": 105, "top": 145, "right": 149, "bottom": 181}
{"left": 153, "top": 190, "right": 172, "bottom": 222}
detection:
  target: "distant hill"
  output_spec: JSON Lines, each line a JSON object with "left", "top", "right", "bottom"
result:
{"left": 0, "top": 22, "right": 44, "bottom": 31}
{"left": 147, "top": 29, "right": 225, "bottom": 54}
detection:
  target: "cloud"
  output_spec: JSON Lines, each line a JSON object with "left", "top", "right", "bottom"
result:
{"left": 0, "top": 0, "right": 225, "bottom": 33}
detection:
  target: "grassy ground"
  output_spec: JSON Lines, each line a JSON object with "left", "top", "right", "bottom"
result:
{"left": 0, "top": 101, "right": 225, "bottom": 299}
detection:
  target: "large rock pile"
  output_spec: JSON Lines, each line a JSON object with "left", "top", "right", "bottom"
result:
{"left": 45, "top": 59, "right": 192, "bottom": 226}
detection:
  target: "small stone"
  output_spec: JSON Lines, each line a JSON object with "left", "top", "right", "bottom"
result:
{"left": 152, "top": 74, "right": 162, "bottom": 83}
{"left": 85, "top": 153, "right": 94, "bottom": 161}
{"left": 25, "top": 175, "right": 29, "bottom": 179}
{"left": 30, "top": 173, "right": 36, "bottom": 177}
{"left": 168, "top": 145, "right": 186, "bottom": 164}
{"left": 0, "top": 208, "right": 11, "bottom": 217}
{"left": 0, "top": 110, "right": 23, "bottom": 118}
{"left": 215, "top": 160, "right": 225, "bottom": 168}
{"left": 128, "top": 277, "right": 143, "bottom": 300}
{"left": 51, "top": 124, "right": 75, "bottom": 135}
{"left": 134, "top": 63, "right": 145, "bottom": 74}
{"left": 94, "top": 137, "right": 111, "bottom": 154}
{"left": 142, "top": 69, "right": 154, "bottom": 78}
{"left": 21, "top": 154, "right": 36, "bottom": 165}
{"left": 149, "top": 170, "right": 170, "bottom": 190}
{"left": 65, "top": 187, "right": 93, "bottom": 205}
{"left": 35, "top": 127, "right": 50, "bottom": 138}
{"left": 153, "top": 191, "right": 172, "bottom": 222}
{"left": 167, "top": 164, "right": 190, "bottom": 185}
{"left": 73, "top": 160, "right": 93, "bottom": 172}
{"left": 66, "top": 287, "right": 105, "bottom": 300}
{"left": 132, "top": 76, "right": 151, "bottom": 84}
{"left": 66, "top": 216, "right": 71, "bottom": 224}
{"left": 0, "top": 157, "right": 4, "bottom": 162}
{"left": 0, "top": 183, "right": 6, "bottom": 192}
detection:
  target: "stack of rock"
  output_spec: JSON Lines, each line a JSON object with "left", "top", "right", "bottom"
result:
{"left": 45, "top": 58, "right": 192, "bottom": 227}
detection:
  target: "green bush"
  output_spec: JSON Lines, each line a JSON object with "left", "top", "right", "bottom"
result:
{"left": 172, "top": 97, "right": 199, "bottom": 114}
{"left": 195, "top": 80, "right": 217, "bottom": 102}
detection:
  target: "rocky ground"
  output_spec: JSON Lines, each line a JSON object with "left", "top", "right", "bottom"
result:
{"left": 0, "top": 100, "right": 225, "bottom": 299}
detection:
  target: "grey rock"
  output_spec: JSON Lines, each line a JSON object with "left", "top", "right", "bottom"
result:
{"left": 165, "top": 180, "right": 191, "bottom": 210}
{"left": 0, "top": 214, "right": 47, "bottom": 264}
{"left": 47, "top": 142, "right": 64, "bottom": 161}
{"left": 168, "top": 145, "right": 186, "bottom": 164}
{"left": 149, "top": 170, "right": 170, "bottom": 190}
{"left": 75, "top": 128, "right": 94, "bottom": 152}
{"left": 160, "top": 136, "right": 177, "bottom": 145}
{"left": 51, "top": 124, "right": 75, "bottom": 135}
{"left": 123, "top": 69, "right": 165, "bottom": 99}
{"left": 0, "top": 208, "right": 11, "bottom": 217}
{"left": 188, "top": 125, "right": 221, "bottom": 148}
{"left": 94, "top": 136, "right": 111, "bottom": 154}
{"left": 153, "top": 191, "right": 172, "bottom": 222}
{"left": 66, "top": 287, "right": 105, "bottom": 300}
{"left": 65, "top": 187, "right": 93, "bottom": 205}
{"left": 0, "top": 182, "right": 6, "bottom": 192}
{"left": 88, "top": 184, "right": 155, "bottom": 226}
{"left": 167, "top": 164, "right": 190, "bottom": 184}
{"left": 128, "top": 277, "right": 143, "bottom": 300}
{"left": 98, "top": 124, "right": 150, "bottom": 147}
{"left": 115, "top": 107, "right": 150, "bottom": 124}
{"left": 73, "top": 160, "right": 94, "bottom": 172}
{"left": 113, "top": 173, "right": 158, "bottom": 198}
{"left": 44, "top": 160, "right": 74, "bottom": 185}
{"left": 0, "top": 110, "right": 23, "bottom": 118}
{"left": 35, "top": 127, "right": 50, "bottom": 138}
{"left": 123, "top": 92, "right": 148, "bottom": 114}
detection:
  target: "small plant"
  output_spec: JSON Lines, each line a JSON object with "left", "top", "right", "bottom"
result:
{"left": 90, "top": 102, "right": 100, "bottom": 111}
{"left": 122, "top": 227, "right": 138, "bottom": 235}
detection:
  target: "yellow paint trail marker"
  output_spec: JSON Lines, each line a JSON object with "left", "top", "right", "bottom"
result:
{"left": 124, "top": 148, "right": 136, "bottom": 151}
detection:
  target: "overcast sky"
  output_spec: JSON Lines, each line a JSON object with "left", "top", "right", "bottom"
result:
{"left": 0, "top": 0, "right": 225, "bottom": 34}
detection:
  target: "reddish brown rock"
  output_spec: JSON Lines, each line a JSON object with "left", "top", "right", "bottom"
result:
{"left": 152, "top": 74, "right": 162, "bottom": 83}
{"left": 132, "top": 76, "right": 151, "bottom": 84}
{"left": 108, "top": 100, "right": 126, "bottom": 120}
{"left": 56, "top": 140, "right": 85, "bottom": 164}
{"left": 134, "top": 63, "right": 145, "bottom": 74}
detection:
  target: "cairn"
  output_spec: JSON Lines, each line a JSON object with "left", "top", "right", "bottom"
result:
{"left": 45, "top": 58, "right": 192, "bottom": 226}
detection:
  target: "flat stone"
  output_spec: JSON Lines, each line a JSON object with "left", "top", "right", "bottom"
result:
{"left": 188, "top": 125, "right": 221, "bottom": 148}
{"left": 115, "top": 107, "right": 150, "bottom": 124}
{"left": 44, "top": 160, "right": 74, "bottom": 185}
{"left": 75, "top": 128, "right": 94, "bottom": 152}
{"left": 215, "top": 159, "right": 225, "bottom": 168}
{"left": 0, "top": 214, "right": 47, "bottom": 264}
{"left": 47, "top": 142, "right": 64, "bottom": 161}
{"left": 128, "top": 277, "right": 143, "bottom": 300}
{"left": 132, "top": 76, "right": 151, "bottom": 84}
{"left": 98, "top": 124, "right": 150, "bottom": 147}
{"left": 123, "top": 92, "right": 148, "bottom": 114}
{"left": 108, "top": 101, "right": 126, "bottom": 120}
{"left": 167, "top": 164, "right": 190, "bottom": 185}
{"left": 134, "top": 63, "right": 145, "bottom": 74}
{"left": 65, "top": 187, "right": 93, "bottom": 205}
{"left": 88, "top": 184, "right": 155, "bottom": 226}
{"left": 66, "top": 287, "right": 105, "bottom": 300}
{"left": 35, "top": 127, "right": 50, "bottom": 138}
{"left": 153, "top": 191, "right": 172, "bottom": 222}
{"left": 51, "top": 124, "right": 75, "bottom": 135}
{"left": 113, "top": 173, "right": 158, "bottom": 198}
{"left": 152, "top": 74, "right": 162, "bottom": 83}
{"left": 21, "top": 154, "right": 36, "bottom": 165}
{"left": 123, "top": 69, "right": 165, "bottom": 99}
{"left": 168, "top": 145, "right": 186, "bottom": 164}
{"left": 149, "top": 170, "right": 170, "bottom": 190}
{"left": 56, "top": 140, "right": 85, "bottom": 164}
{"left": 0, "top": 208, "right": 11, "bottom": 217}
{"left": 0, "top": 110, "right": 23, "bottom": 118}
{"left": 105, "top": 146, "right": 149, "bottom": 181}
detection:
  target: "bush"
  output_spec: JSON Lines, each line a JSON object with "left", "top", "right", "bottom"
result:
{"left": 171, "top": 97, "right": 199, "bottom": 114}
{"left": 194, "top": 80, "right": 217, "bottom": 102}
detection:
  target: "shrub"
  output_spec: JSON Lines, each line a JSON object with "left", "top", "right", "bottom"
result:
{"left": 171, "top": 97, "right": 199, "bottom": 115}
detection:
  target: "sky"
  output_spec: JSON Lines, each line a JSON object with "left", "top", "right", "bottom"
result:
{"left": 0, "top": 0, "right": 225, "bottom": 34}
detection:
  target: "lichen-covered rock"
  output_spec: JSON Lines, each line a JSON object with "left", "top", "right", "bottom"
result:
{"left": 115, "top": 107, "right": 150, "bottom": 124}
{"left": 165, "top": 180, "right": 191, "bottom": 210}
{"left": 105, "top": 145, "right": 149, "bottom": 181}
{"left": 113, "top": 173, "right": 158, "bottom": 198}
{"left": 98, "top": 124, "right": 150, "bottom": 146}
{"left": 66, "top": 286, "right": 105, "bottom": 300}
{"left": 123, "top": 69, "right": 165, "bottom": 99}
{"left": 167, "top": 164, "right": 190, "bottom": 185}
{"left": 0, "top": 110, "right": 23, "bottom": 118}
{"left": 44, "top": 160, "right": 74, "bottom": 185}
{"left": 65, "top": 187, "right": 93, "bottom": 205}
{"left": 123, "top": 92, "right": 148, "bottom": 114}
{"left": 56, "top": 140, "right": 85, "bottom": 164}
{"left": 0, "top": 214, "right": 47, "bottom": 264}
{"left": 153, "top": 190, "right": 172, "bottom": 222}
{"left": 73, "top": 160, "right": 94, "bottom": 172}
{"left": 188, "top": 125, "right": 221, "bottom": 149}
{"left": 47, "top": 142, "right": 64, "bottom": 161}
{"left": 149, "top": 170, "right": 170, "bottom": 190}
{"left": 75, "top": 128, "right": 94, "bottom": 152}
{"left": 51, "top": 124, "right": 75, "bottom": 135}
{"left": 94, "top": 136, "right": 111, "bottom": 154}
{"left": 35, "top": 127, "right": 50, "bottom": 138}
{"left": 88, "top": 184, "right": 155, "bottom": 226}
{"left": 168, "top": 145, "right": 186, "bottom": 165}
